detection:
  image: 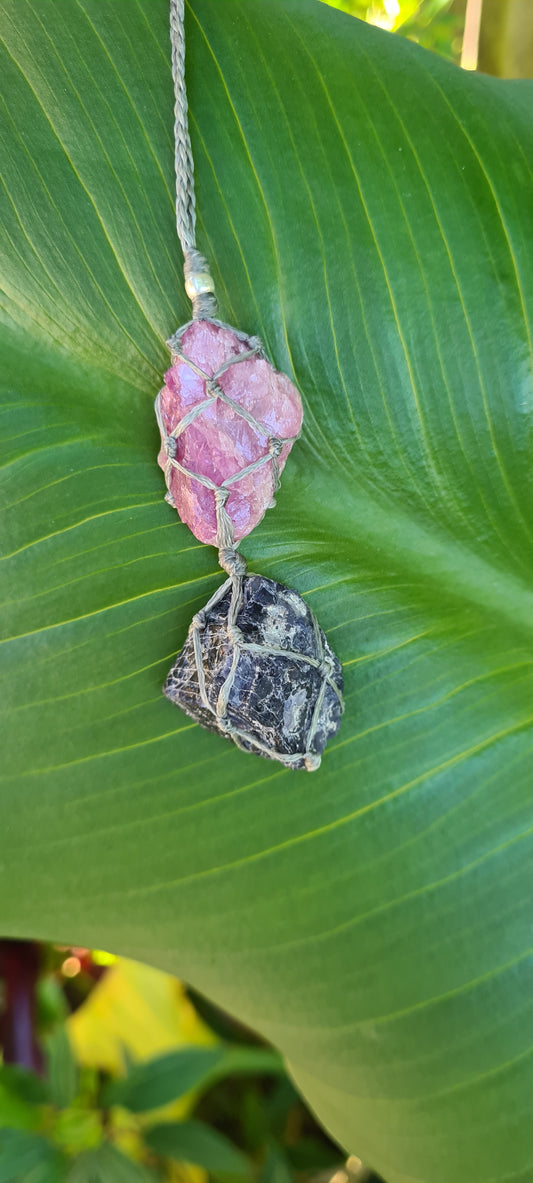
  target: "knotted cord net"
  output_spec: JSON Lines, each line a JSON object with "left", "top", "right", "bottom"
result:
{"left": 155, "top": 320, "right": 344, "bottom": 770}
{"left": 164, "top": 0, "right": 343, "bottom": 768}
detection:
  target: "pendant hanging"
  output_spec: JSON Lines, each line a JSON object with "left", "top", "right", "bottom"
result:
{"left": 156, "top": 301, "right": 344, "bottom": 771}
{"left": 160, "top": 1, "right": 344, "bottom": 769}
{"left": 155, "top": 317, "right": 303, "bottom": 546}
{"left": 163, "top": 574, "right": 343, "bottom": 772}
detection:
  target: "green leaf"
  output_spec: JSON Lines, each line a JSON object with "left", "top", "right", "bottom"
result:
{"left": 0, "top": 1131, "right": 65, "bottom": 1183}
{"left": 52, "top": 1107, "right": 102, "bottom": 1159}
{"left": 145, "top": 1120, "right": 251, "bottom": 1177}
{"left": 1, "top": 2, "right": 533, "bottom": 1182}
{"left": 0, "top": 1065, "right": 49, "bottom": 1106}
{"left": 19, "top": 1155, "right": 69, "bottom": 1183}
{"left": 65, "top": 1143, "right": 157, "bottom": 1183}
{"left": 102, "top": 1046, "right": 223, "bottom": 1112}
{"left": 207, "top": 1046, "right": 284, "bottom": 1084}
{"left": 259, "top": 1145, "right": 293, "bottom": 1183}
{"left": 45, "top": 1026, "right": 78, "bottom": 1110}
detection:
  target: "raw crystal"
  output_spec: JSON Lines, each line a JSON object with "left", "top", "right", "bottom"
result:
{"left": 156, "top": 320, "right": 303, "bottom": 545}
{"left": 163, "top": 575, "right": 344, "bottom": 770}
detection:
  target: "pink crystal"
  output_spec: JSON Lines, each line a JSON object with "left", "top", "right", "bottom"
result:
{"left": 156, "top": 320, "right": 303, "bottom": 546}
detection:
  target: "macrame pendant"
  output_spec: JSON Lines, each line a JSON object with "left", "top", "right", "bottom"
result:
{"left": 156, "top": 319, "right": 303, "bottom": 545}
{"left": 156, "top": 311, "right": 344, "bottom": 771}
{"left": 164, "top": 574, "right": 344, "bottom": 771}
{"left": 160, "top": 0, "right": 343, "bottom": 769}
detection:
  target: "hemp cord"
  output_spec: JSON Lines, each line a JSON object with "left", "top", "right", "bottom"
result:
{"left": 168, "top": 0, "right": 242, "bottom": 575}
{"left": 170, "top": 0, "right": 217, "bottom": 321}
{"left": 166, "top": 2, "right": 344, "bottom": 768}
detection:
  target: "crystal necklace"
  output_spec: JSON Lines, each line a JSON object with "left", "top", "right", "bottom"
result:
{"left": 156, "top": 0, "right": 344, "bottom": 770}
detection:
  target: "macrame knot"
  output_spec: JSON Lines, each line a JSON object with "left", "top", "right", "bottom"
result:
{"left": 165, "top": 434, "right": 178, "bottom": 460}
{"left": 218, "top": 547, "right": 247, "bottom": 579}
{"left": 214, "top": 489, "right": 237, "bottom": 555}
{"left": 247, "top": 334, "right": 266, "bottom": 358}
{"left": 205, "top": 378, "right": 220, "bottom": 399}
{"left": 319, "top": 654, "right": 335, "bottom": 679}
{"left": 214, "top": 487, "right": 229, "bottom": 509}
{"left": 192, "top": 610, "right": 206, "bottom": 631}
{"left": 183, "top": 248, "right": 218, "bottom": 320}
{"left": 267, "top": 435, "right": 283, "bottom": 503}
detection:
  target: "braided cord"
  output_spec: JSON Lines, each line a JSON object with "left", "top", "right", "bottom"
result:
{"left": 170, "top": 0, "right": 195, "bottom": 252}
{"left": 169, "top": 0, "right": 217, "bottom": 318}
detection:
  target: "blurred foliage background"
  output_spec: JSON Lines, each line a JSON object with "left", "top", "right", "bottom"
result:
{"left": 0, "top": 940, "right": 356, "bottom": 1183}
{"left": 323, "top": 0, "right": 533, "bottom": 77}
{"left": 2, "top": 1, "right": 532, "bottom": 1181}
{"left": 323, "top": 0, "right": 465, "bottom": 63}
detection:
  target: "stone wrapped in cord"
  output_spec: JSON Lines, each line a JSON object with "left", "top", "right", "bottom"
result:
{"left": 156, "top": 315, "right": 344, "bottom": 769}
{"left": 163, "top": 575, "right": 344, "bottom": 771}
{"left": 155, "top": 318, "right": 303, "bottom": 546}
{"left": 163, "top": 0, "right": 344, "bottom": 769}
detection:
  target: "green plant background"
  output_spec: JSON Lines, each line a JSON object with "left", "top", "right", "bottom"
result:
{"left": 1, "top": 1, "right": 533, "bottom": 1181}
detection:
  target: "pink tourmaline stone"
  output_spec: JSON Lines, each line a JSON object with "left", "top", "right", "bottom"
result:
{"left": 157, "top": 320, "right": 303, "bottom": 546}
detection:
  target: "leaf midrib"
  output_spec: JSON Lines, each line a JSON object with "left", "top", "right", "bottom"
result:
{"left": 3, "top": 404, "right": 533, "bottom": 646}
{"left": 300, "top": 469, "right": 533, "bottom": 640}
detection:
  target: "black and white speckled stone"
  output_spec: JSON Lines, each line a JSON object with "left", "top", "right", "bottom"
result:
{"left": 164, "top": 575, "right": 343, "bottom": 769}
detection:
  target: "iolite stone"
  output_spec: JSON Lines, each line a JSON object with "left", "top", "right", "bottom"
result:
{"left": 163, "top": 575, "right": 344, "bottom": 770}
{"left": 156, "top": 320, "right": 303, "bottom": 546}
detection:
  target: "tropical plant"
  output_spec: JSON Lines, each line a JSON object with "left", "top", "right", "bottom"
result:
{"left": 0, "top": 947, "right": 340, "bottom": 1181}
{"left": 0, "top": 1016, "right": 287, "bottom": 1180}
{"left": 323, "top": 0, "right": 464, "bottom": 63}
{"left": 1, "top": 1, "right": 532, "bottom": 1181}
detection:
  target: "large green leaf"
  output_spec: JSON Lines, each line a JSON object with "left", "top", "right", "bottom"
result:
{"left": 145, "top": 1119, "right": 252, "bottom": 1176}
{"left": 1, "top": 2, "right": 532, "bottom": 1181}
